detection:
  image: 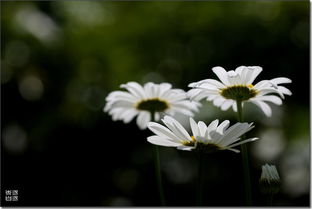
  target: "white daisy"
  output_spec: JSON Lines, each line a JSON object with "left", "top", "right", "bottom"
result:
{"left": 104, "top": 82, "right": 200, "bottom": 129}
{"left": 147, "top": 116, "right": 258, "bottom": 153}
{"left": 187, "top": 66, "right": 292, "bottom": 117}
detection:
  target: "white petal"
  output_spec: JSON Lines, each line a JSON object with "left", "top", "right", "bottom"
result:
{"left": 227, "top": 72, "right": 241, "bottom": 85}
{"left": 198, "top": 121, "right": 207, "bottom": 136}
{"left": 147, "top": 122, "right": 181, "bottom": 143}
{"left": 221, "top": 100, "right": 234, "bottom": 111}
{"left": 246, "top": 66, "right": 262, "bottom": 84}
{"left": 136, "top": 112, "right": 151, "bottom": 129}
{"left": 278, "top": 86, "right": 292, "bottom": 96}
{"left": 106, "top": 91, "right": 137, "bottom": 102}
{"left": 216, "top": 120, "right": 230, "bottom": 134}
{"left": 190, "top": 117, "right": 200, "bottom": 137}
{"left": 234, "top": 66, "right": 246, "bottom": 75}
{"left": 239, "top": 67, "right": 251, "bottom": 85}
{"left": 212, "top": 66, "right": 231, "bottom": 85}
{"left": 143, "top": 82, "right": 154, "bottom": 97}
{"left": 206, "top": 119, "right": 219, "bottom": 134}
{"left": 162, "top": 116, "right": 192, "bottom": 141}
{"left": 159, "top": 83, "right": 172, "bottom": 97}
{"left": 189, "top": 79, "right": 225, "bottom": 89}
{"left": 110, "top": 100, "right": 134, "bottom": 108}
{"left": 213, "top": 97, "right": 226, "bottom": 107}
{"left": 226, "top": 137, "right": 259, "bottom": 148}
{"left": 220, "top": 123, "right": 254, "bottom": 146}
{"left": 250, "top": 100, "right": 272, "bottom": 117}
{"left": 147, "top": 136, "right": 181, "bottom": 147}
{"left": 206, "top": 119, "right": 219, "bottom": 140}
{"left": 121, "top": 82, "right": 146, "bottom": 99}
{"left": 253, "top": 80, "right": 271, "bottom": 89}
{"left": 121, "top": 109, "right": 138, "bottom": 123}
{"left": 110, "top": 108, "right": 127, "bottom": 121}
{"left": 187, "top": 89, "right": 216, "bottom": 101}
{"left": 257, "top": 88, "right": 281, "bottom": 97}
{"left": 270, "top": 77, "right": 292, "bottom": 84}
{"left": 253, "top": 95, "right": 282, "bottom": 105}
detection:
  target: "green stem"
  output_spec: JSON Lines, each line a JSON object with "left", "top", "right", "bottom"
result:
{"left": 236, "top": 100, "right": 252, "bottom": 206}
{"left": 151, "top": 111, "right": 166, "bottom": 206}
{"left": 196, "top": 152, "right": 204, "bottom": 206}
{"left": 154, "top": 146, "right": 166, "bottom": 206}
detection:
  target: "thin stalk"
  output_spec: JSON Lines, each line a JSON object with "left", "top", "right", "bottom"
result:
{"left": 151, "top": 111, "right": 166, "bottom": 206}
{"left": 236, "top": 100, "right": 252, "bottom": 206}
{"left": 196, "top": 152, "right": 204, "bottom": 206}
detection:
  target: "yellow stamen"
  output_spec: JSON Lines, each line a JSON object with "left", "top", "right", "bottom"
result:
{"left": 247, "top": 84, "right": 254, "bottom": 88}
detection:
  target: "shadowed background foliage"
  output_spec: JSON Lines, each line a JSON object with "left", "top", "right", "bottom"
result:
{"left": 1, "top": 1, "right": 309, "bottom": 206}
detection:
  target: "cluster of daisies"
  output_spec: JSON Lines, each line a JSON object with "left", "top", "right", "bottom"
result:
{"left": 104, "top": 66, "right": 291, "bottom": 153}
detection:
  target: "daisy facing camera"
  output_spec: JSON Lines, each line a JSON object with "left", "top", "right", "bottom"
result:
{"left": 188, "top": 66, "right": 292, "bottom": 117}
{"left": 104, "top": 82, "right": 200, "bottom": 129}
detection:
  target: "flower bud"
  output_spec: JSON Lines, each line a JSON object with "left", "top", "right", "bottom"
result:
{"left": 259, "top": 164, "right": 281, "bottom": 195}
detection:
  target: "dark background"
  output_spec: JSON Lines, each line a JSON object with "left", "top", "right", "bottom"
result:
{"left": 1, "top": 1, "right": 310, "bottom": 206}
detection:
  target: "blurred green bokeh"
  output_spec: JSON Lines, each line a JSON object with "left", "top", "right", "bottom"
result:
{"left": 1, "top": 1, "right": 309, "bottom": 206}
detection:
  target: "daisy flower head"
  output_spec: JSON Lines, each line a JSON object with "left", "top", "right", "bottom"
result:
{"left": 104, "top": 82, "right": 200, "bottom": 129}
{"left": 147, "top": 116, "right": 258, "bottom": 153}
{"left": 188, "top": 66, "right": 292, "bottom": 117}
{"left": 259, "top": 164, "right": 281, "bottom": 194}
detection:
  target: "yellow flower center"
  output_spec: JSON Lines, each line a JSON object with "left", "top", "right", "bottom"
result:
{"left": 220, "top": 84, "right": 258, "bottom": 101}
{"left": 136, "top": 98, "right": 169, "bottom": 112}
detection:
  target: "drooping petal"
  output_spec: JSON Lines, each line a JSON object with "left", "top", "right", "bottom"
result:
{"left": 121, "top": 109, "right": 138, "bottom": 123}
{"left": 253, "top": 95, "right": 282, "bottom": 105}
{"left": 250, "top": 100, "right": 272, "bottom": 117}
{"left": 226, "top": 137, "right": 259, "bottom": 148}
{"left": 213, "top": 97, "right": 226, "bottom": 106}
{"left": 221, "top": 100, "right": 234, "bottom": 111}
{"left": 147, "top": 136, "right": 181, "bottom": 147}
{"left": 270, "top": 77, "right": 292, "bottom": 85}
{"left": 277, "top": 86, "right": 292, "bottom": 96}
{"left": 136, "top": 111, "right": 151, "bottom": 129}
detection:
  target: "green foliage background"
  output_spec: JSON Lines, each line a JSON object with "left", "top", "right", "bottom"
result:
{"left": 1, "top": 1, "right": 309, "bottom": 206}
